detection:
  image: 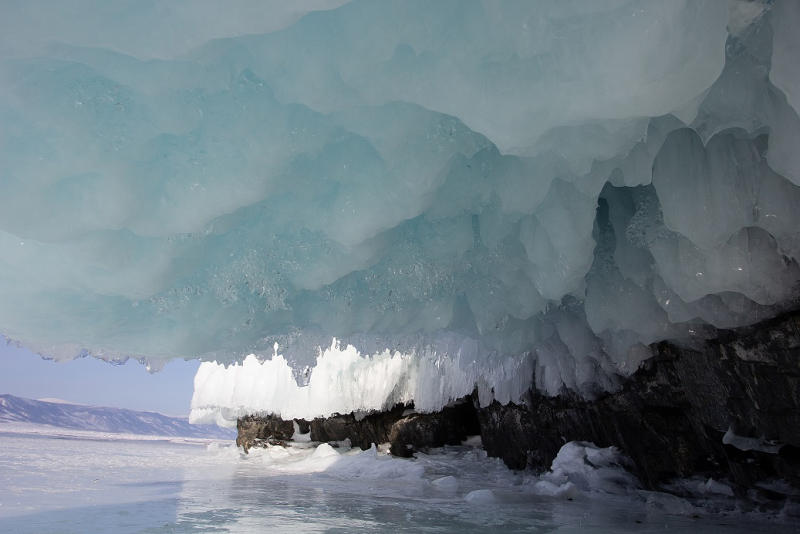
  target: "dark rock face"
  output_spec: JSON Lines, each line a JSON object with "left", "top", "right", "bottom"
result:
{"left": 388, "top": 403, "right": 479, "bottom": 457}
{"left": 477, "top": 311, "right": 800, "bottom": 494}
{"left": 309, "top": 404, "right": 409, "bottom": 451}
{"left": 239, "top": 399, "right": 480, "bottom": 456}
{"left": 236, "top": 311, "right": 800, "bottom": 497}
{"left": 237, "top": 415, "right": 306, "bottom": 451}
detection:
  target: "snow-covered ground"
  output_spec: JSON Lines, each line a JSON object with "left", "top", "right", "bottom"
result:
{"left": 0, "top": 426, "right": 797, "bottom": 533}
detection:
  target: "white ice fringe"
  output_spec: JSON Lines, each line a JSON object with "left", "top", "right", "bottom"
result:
{"left": 189, "top": 337, "right": 533, "bottom": 426}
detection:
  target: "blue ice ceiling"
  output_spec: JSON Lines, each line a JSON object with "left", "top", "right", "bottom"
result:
{"left": 1, "top": 0, "right": 799, "bottom": 396}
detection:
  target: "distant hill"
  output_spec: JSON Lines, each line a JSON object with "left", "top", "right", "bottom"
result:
{"left": 0, "top": 393, "right": 235, "bottom": 439}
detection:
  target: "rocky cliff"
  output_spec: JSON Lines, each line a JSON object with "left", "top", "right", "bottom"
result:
{"left": 479, "top": 310, "right": 800, "bottom": 495}
{"left": 238, "top": 310, "right": 800, "bottom": 498}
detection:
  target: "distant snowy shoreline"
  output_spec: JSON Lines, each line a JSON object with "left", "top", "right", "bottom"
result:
{"left": 0, "top": 393, "right": 235, "bottom": 440}
{"left": 0, "top": 421, "right": 226, "bottom": 445}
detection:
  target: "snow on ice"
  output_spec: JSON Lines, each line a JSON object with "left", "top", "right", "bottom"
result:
{"left": 1, "top": 427, "right": 797, "bottom": 532}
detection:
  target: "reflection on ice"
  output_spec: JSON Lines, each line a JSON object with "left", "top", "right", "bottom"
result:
{"left": 0, "top": 427, "right": 797, "bottom": 533}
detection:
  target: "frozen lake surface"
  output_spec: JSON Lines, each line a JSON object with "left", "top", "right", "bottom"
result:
{"left": 1, "top": 424, "right": 798, "bottom": 533}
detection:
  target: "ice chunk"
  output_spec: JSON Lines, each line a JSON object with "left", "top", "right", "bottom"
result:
{"left": 432, "top": 476, "right": 459, "bottom": 490}
{"left": 699, "top": 478, "right": 734, "bottom": 497}
{"left": 638, "top": 490, "right": 698, "bottom": 516}
{"left": 722, "top": 427, "right": 783, "bottom": 454}
{"left": 309, "top": 443, "right": 339, "bottom": 459}
{"left": 542, "top": 441, "right": 639, "bottom": 495}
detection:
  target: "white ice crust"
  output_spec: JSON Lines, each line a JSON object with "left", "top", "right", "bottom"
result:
{"left": 1, "top": 1, "right": 799, "bottom": 412}
{"left": 190, "top": 339, "right": 532, "bottom": 424}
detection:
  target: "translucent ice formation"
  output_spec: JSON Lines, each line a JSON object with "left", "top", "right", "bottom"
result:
{"left": 1, "top": 1, "right": 799, "bottom": 414}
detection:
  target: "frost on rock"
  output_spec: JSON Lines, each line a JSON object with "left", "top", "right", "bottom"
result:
{"left": 1, "top": 1, "right": 799, "bottom": 417}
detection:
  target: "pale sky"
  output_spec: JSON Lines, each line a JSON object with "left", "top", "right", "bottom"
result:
{"left": 0, "top": 340, "right": 201, "bottom": 416}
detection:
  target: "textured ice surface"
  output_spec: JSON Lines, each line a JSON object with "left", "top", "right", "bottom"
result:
{"left": 2, "top": 1, "right": 800, "bottom": 409}
{"left": 1, "top": 430, "right": 796, "bottom": 532}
